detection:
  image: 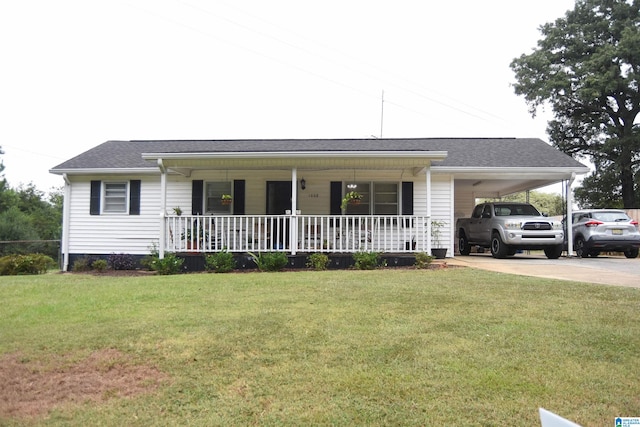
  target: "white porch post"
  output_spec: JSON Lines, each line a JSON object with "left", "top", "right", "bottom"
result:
{"left": 61, "top": 174, "right": 71, "bottom": 271}
{"left": 291, "top": 168, "right": 298, "bottom": 255}
{"left": 158, "top": 159, "right": 167, "bottom": 259}
{"left": 426, "top": 165, "right": 432, "bottom": 255}
{"left": 566, "top": 173, "right": 576, "bottom": 257}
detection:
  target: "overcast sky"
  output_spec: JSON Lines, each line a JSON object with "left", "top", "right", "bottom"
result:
{"left": 0, "top": 0, "right": 577, "bottom": 193}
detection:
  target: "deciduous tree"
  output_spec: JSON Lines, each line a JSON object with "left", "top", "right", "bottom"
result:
{"left": 511, "top": 0, "right": 640, "bottom": 207}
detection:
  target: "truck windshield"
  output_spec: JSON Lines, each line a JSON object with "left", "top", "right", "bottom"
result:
{"left": 494, "top": 204, "right": 541, "bottom": 216}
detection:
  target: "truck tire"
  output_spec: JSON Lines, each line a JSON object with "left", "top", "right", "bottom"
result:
{"left": 544, "top": 244, "right": 563, "bottom": 259}
{"left": 490, "top": 232, "right": 509, "bottom": 259}
{"left": 458, "top": 232, "right": 471, "bottom": 255}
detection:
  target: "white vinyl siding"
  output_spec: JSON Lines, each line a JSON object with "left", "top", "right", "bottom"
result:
{"left": 67, "top": 176, "right": 161, "bottom": 255}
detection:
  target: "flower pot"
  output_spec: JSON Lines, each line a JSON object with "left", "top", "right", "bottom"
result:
{"left": 431, "top": 248, "right": 447, "bottom": 259}
{"left": 221, "top": 199, "right": 232, "bottom": 206}
{"left": 349, "top": 199, "right": 361, "bottom": 206}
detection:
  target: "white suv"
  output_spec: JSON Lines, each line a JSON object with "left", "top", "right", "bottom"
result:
{"left": 569, "top": 209, "right": 640, "bottom": 258}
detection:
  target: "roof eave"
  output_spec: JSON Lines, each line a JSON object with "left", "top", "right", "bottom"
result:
{"left": 433, "top": 166, "right": 590, "bottom": 175}
{"left": 50, "top": 168, "right": 157, "bottom": 176}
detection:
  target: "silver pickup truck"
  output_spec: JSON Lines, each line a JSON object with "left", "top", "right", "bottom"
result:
{"left": 456, "top": 202, "right": 564, "bottom": 259}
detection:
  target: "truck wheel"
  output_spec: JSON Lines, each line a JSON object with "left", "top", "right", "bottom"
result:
{"left": 490, "top": 232, "right": 509, "bottom": 259}
{"left": 575, "top": 237, "right": 587, "bottom": 258}
{"left": 458, "top": 232, "right": 471, "bottom": 255}
{"left": 544, "top": 245, "right": 563, "bottom": 259}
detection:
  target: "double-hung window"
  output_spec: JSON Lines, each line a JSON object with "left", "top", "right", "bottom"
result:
{"left": 103, "top": 182, "right": 128, "bottom": 213}
{"left": 206, "top": 181, "right": 232, "bottom": 214}
{"left": 344, "top": 182, "right": 399, "bottom": 215}
{"left": 373, "top": 183, "right": 398, "bottom": 215}
{"left": 90, "top": 180, "right": 140, "bottom": 215}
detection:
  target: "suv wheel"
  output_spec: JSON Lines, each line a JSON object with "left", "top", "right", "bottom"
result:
{"left": 490, "top": 232, "right": 509, "bottom": 259}
{"left": 624, "top": 247, "right": 639, "bottom": 259}
{"left": 575, "top": 237, "right": 587, "bottom": 258}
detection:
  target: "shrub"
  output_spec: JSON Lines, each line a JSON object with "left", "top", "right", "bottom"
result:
{"left": 352, "top": 251, "right": 380, "bottom": 270}
{"left": 306, "top": 253, "right": 329, "bottom": 271}
{"left": 414, "top": 252, "right": 434, "bottom": 269}
{"left": 91, "top": 259, "right": 108, "bottom": 273}
{"left": 147, "top": 252, "right": 184, "bottom": 275}
{"left": 249, "top": 252, "right": 288, "bottom": 272}
{"left": 108, "top": 253, "right": 135, "bottom": 270}
{"left": 72, "top": 256, "right": 93, "bottom": 272}
{"left": 0, "top": 254, "right": 56, "bottom": 275}
{"left": 205, "top": 250, "right": 236, "bottom": 273}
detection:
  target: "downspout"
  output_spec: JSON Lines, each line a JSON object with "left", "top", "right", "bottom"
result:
{"left": 158, "top": 159, "right": 167, "bottom": 259}
{"left": 61, "top": 173, "right": 71, "bottom": 271}
{"left": 566, "top": 173, "right": 576, "bottom": 257}
{"left": 291, "top": 168, "right": 298, "bottom": 255}
{"left": 426, "top": 165, "right": 432, "bottom": 255}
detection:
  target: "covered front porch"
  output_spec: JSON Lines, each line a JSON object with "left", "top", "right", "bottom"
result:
{"left": 165, "top": 214, "right": 431, "bottom": 255}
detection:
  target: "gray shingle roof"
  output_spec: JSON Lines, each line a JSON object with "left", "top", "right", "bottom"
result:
{"left": 50, "top": 138, "right": 588, "bottom": 171}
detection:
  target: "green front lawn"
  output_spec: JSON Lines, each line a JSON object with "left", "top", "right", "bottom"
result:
{"left": 1, "top": 269, "right": 639, "bottom": 426}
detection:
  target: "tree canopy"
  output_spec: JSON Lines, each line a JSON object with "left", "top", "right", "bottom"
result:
{"left": 511, "top": 0, "right": 640, "bottom": 208}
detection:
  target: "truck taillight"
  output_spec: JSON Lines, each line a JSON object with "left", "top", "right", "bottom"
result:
{"left": 584, "top": 220, "right": 603, "bottom": 227}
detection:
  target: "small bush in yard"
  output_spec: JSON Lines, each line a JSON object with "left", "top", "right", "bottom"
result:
{"left": 352, "top": 251, "right": 380, "bottom": 270}
{"left": 108, "top": 253, "right": 135, "bottom": 270}
{"left": 414, "top": 252, "right": 434, "bottom": 269}
{"left": 0, "top": 254, "right": 56, "bottom": 275}
{"left": 147, "top": 253, "right": 184, "bottom": 275}
{"left": 205, "top": 250, "right": 236, "bottom": 273}
{"left": 249, "top": 252, "right": 288, "bottom": 272}
{"left": 306, "top": 253, "right": 329, "bottom": 271}
{"left": 91, "top": 259, "right": 108, "bottom": 273}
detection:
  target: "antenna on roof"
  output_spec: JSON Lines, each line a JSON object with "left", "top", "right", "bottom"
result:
{"left": 380, "top": 90, "right": 384, "bottom": 138}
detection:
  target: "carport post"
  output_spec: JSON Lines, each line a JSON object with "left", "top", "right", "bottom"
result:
{"left": 566, "top": 173, "right": 576, "bottom": 257}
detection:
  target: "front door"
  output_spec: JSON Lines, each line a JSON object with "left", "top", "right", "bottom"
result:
{"left": 266, "top": 181, "right": 292, "bottom": 214}
{"left": 266, "top": 181, "right": 292, "bottom": 249}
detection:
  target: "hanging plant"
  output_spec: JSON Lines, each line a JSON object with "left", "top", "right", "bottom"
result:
{"left": 221, "top": 194, "right": 233, "bottom": 205}
{"left": 341, "top": 191, "right": 362, "bottom": 210}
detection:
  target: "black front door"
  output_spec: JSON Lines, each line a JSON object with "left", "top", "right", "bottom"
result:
{"left": 266, "top": 181, "right": 292, "bottom": 214}
{"left": 266, "top": 181, "right": 291, "bottom": 249}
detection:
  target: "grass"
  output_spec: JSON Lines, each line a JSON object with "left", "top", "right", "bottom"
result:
{"left": 1, "top": 269, "right": 639, "bottom": 426}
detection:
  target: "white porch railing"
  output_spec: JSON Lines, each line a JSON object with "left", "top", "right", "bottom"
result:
{"left": 165, "top": 215, "right": 430, "bottom": 254}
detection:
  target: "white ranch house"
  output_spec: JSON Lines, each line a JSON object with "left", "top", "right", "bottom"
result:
{"left": 50, "top": 138, "right": 589, "bottom": 271}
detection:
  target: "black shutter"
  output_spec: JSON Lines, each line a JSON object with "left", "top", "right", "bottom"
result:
{"left": 330, "top": 181, "right": 342, "bottom": 215}
{"left": 402, "top": 182, "right": 414, "bottom": 215}
{"left": 192, "top": 180, "right": 204, "bottom": 215}
{"left": 402, "top": 182, "right": 413, "bottom": 226}
{"left": 129, "top": 180, "right": 141, "bottom": 215}
{"left": 233, "top": 180, "right": 245, "bottom": 215}
{"left": 90, "top": 180, "right": 101, "bottom": 215}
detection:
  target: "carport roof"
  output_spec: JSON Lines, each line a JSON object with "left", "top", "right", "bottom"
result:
{"left": 50, "top": 137, "right": 588, "bottom": 172}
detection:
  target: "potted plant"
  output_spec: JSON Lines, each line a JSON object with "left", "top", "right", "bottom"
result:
{"left": 221, "top": 194, "right": 233, "bottom": 205}
{"left": 341, "top": 191, "right": 362, "bottom": 210}
{"left": 173, "top": 207, "right": 183, "bottom": 216}
{"left": 430, "top": 219, "right": 448, "bottom": 259}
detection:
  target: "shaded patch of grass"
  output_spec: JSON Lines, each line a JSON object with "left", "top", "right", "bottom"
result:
{"left": 0, "top": 269, "right": 639, "bottom": 425}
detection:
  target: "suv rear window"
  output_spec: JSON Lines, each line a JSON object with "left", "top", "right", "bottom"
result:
{"left": 591, "top": 211, "right": 631, "bottom": 222}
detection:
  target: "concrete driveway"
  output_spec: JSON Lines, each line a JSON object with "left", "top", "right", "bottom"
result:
{"left": 447, "top": 253, "right": 640, "bottom": 288}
